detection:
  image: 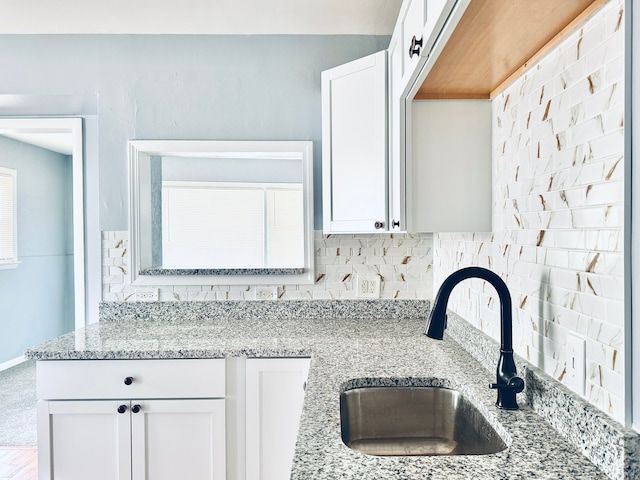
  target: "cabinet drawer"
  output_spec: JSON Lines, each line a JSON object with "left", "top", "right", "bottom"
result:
{"left": 37, "top": 359, "right": 225, "bottom": 400}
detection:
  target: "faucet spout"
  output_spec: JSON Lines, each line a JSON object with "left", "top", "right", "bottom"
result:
{"left": 425, "top": 267, "right": 524, "bottom": 410}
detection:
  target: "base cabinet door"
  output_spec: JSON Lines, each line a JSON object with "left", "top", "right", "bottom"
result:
{"left": 37, "top": 400, "right": 132, "bottom": 480}
{"left": 245, "top": 358, "right": 310, "bottom": 480}
{"left": 131, "top": 399, "right": 226, "bottom": 480}
{"left": 38, "top": 399, "right": 225, "bottom": 480}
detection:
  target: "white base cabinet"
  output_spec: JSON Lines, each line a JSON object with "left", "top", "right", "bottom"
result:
{"left": 36, "top": 359, "right": 227, "bottom": 480}
{"left": 36, "top": 357, "right": 310, "bottom": 480}
{"left": 245, "top": 358, "right": 310, "bottom": 480}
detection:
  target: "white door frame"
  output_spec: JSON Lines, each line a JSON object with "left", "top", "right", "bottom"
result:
{"left": 0, "top": 118, "right": 85, "bottom": 330}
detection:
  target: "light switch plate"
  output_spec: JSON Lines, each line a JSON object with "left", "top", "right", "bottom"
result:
{"left": 565, "top": 332, "right": 586, "bottom": 396}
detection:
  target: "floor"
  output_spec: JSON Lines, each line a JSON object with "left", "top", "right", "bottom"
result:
{"left": 0, "top": 361, "right": 36, "bottom": 446}
{"left": 0, "top": 361, "right": 38, "bottom": 480}
{"left": 0, "top": 448, "right": 36, "bottom": 480}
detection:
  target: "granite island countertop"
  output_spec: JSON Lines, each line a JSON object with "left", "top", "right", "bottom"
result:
{"left": 25, "top": 315, "right": 606, "bottom": 479}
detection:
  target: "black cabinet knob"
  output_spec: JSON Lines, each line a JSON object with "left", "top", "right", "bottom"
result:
{"left": 392, "top": 219, "right": 400, "bottom": 228}
{"left": 374, "top": 221, "right": 385, "bottom": 230}
{"left": 117, "top": 404, "right": 127, "bottom": 414}
{"left": 124, "top": 376, "right": 134, "bottom": 386}
{"left": 132, "top": 404, "right": 142, "bottom": 414}
{"left": 409, "top": 35, "right": 423, "bottom": 58}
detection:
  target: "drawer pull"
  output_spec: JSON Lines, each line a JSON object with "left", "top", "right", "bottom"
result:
{"left": 132, "top": 404, "right": 142, "bottom": 413}
{"left": 124, "top": 376, "right": 134, "bottom": 386}
{"left": 117, "top": 404, "right": 128, "bottom": 414}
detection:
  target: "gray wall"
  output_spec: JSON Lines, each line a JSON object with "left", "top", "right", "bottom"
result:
{"left": 0, "top": 136, "right": 74, "bottom": 363}
{"left": 0, "top": 34, "right": 390, "bottom": 230}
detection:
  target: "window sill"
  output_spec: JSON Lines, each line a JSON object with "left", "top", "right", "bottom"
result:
{"left": 0, "top": 261, "right": 20, "bottom": 270}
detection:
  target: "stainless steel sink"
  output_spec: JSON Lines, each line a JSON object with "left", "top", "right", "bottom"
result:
{"left": 340, "top": 386, "right": 507, "bottom": 456}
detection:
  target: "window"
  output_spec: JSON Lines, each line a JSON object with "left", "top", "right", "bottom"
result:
{"left": 0, "top": 167, "right": 18, "bottom": 269}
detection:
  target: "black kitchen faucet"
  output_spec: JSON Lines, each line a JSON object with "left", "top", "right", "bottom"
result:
{"left": 425, "top": 266, "right": 525, "bottom": 410}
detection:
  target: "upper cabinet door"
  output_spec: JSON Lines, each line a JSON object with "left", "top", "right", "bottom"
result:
{"left": 401, "top": 0, "right": 426, "bottom": 84}
{"left": 321, "top": 51, "right": 388, "bottom": 234}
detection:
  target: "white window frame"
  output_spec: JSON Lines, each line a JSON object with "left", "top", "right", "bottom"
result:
{"left": 0, "top": 166, "right": 18, "bottom": 269}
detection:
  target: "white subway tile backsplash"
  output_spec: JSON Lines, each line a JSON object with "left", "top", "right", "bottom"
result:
{"left": 590, "top": 129, "right": 625, "bottom": 159}
{"left": 436, "top": 0, "right": 625, "bottom": 422}
{"left": 600, "top": 105, "right": 624, "bottom": 133}
{"left": 588, "top": 360, "right": 624, "bottom": 396}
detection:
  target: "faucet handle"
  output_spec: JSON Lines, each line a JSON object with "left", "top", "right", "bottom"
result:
{"left": 490, "top": 376, "right": 525, "bottom": 393}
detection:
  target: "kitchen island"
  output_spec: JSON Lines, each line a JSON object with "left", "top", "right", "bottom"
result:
{"left": 26, "top": 302, "right": 608, "bottom": 479}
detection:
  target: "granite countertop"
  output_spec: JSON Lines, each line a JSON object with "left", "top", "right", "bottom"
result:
{"left": 25, "top": 314, "right": 606, "bottom": 479}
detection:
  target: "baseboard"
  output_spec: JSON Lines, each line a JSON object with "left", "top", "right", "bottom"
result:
{"left": 0, "top": 355, "right": 26, "bottom": 372}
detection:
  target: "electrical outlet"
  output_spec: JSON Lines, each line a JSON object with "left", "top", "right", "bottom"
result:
{"left": 356, "top": 275, "right": 381, "bottom": 298}
{"left": 565, "top": 332, "right": 586, "bottom": 396}
{"left": 136, "top": 287, "right": 159, "bottom": 302}
{"left": 255, "top": 286, "right": 280, "bottom": 300}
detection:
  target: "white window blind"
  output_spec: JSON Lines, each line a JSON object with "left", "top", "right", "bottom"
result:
{"left": 267, "top": 189, "right": 304, "bottom": 267}
{"left": 161, "top": 181, "right": 304, "bottom": 270}
{"left": 162, "top": 184, "right": 265, "bottom": 269}
{"left": 0, "top": 167, "right": 18, "bottom": 268}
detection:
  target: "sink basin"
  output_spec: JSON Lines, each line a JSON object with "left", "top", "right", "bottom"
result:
{"left": 340, "top": 386, "right": 507, "bottom": 456}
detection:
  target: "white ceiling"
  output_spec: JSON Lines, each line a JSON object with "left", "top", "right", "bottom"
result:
{"left": 0, "top": 0, "right": 402, "bottom": 35}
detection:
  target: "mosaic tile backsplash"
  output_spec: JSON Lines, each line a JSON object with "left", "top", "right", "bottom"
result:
{"left": 103, "top": 231, "right": 434, "bottom": 302}
{"left": 433, "top": 0, "right": 625, "bottom": 422}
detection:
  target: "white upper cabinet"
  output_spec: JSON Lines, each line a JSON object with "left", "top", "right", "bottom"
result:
{"left": 321, "top": 50, "right": 390, "bottom": 234}
{"left": 321, "top": 0, "right": 491, "bottom": 234}
{"left": 392, "top": 0, "right": 493, "bottom": 233}
{"left": 391, "top": 0, "right": 456, "bottom": 99}
{"left": 401, "top": 0, "right": 492, "bottom": 233}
